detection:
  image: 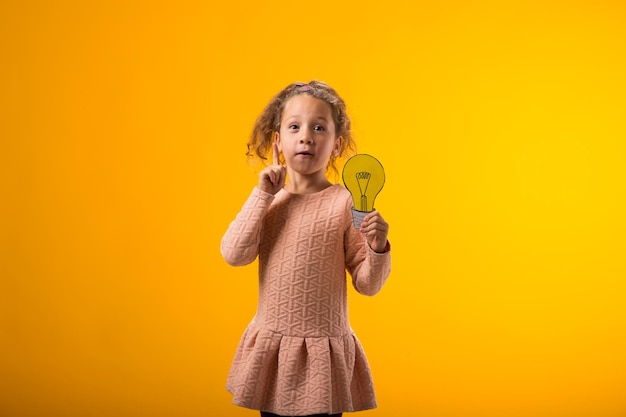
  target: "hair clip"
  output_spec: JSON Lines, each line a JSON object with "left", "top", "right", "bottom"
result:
{"left": 298, "top": 84, "right": 312, "bottom": 91}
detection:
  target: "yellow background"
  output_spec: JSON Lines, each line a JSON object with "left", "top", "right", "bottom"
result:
{"left": 2, "top": 1, "right": 626, "bottom": 416}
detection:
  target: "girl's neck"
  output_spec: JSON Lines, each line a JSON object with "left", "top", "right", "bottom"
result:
{"left": 284, "top": 172, "right": 332, "bottom": 194}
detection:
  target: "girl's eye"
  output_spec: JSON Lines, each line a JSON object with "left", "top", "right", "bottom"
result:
{"left": 289, "top": 124, "right": 299, "bottom": 130}
{"left": 314, "top": 125, "right": 325, "bottom": 131}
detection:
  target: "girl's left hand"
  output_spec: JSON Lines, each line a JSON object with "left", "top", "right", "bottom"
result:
{"left": 360, "top": 210, "right": 389, "bottom": 253}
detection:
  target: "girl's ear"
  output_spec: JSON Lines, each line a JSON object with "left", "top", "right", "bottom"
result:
{"left": 334, "top": 136, "right": 343, "bottom": 156}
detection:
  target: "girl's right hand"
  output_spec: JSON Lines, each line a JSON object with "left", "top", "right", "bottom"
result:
{"left": 258, "top": 142, "right": 286, "bottom": 195}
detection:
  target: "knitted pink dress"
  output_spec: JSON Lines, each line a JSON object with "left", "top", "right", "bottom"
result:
{"left": 221, "top": 184, "right": 391, "bottom": 416}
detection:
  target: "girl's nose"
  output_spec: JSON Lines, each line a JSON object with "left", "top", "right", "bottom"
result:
{"left": 299, "top": 134, "right": 313, "bottom": 144}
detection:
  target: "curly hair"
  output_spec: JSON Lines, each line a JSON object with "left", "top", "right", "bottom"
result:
{"left": 246, "top": 80, "right": 357, "bottom": 177}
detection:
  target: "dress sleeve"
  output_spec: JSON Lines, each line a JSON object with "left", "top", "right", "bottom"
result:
{"left": 220, "top": 187, "right": 275, "bottom": 266}
{"left": 344, "top": 199, "right": 392, "bottom": 296}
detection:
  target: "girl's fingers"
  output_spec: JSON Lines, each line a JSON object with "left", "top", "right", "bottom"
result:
{"left": 362, "top": 212, "right": 387, "bottom": 228}
{"left": 269, "top": 167, "right": 282, "bottom": 185}
{"left": 360, "top": 212, "right": 388, "bottom": 237}
{"left": 259, "top": 164, "right": 286, "bottom": 194}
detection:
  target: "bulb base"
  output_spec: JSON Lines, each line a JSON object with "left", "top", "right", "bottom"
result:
{"left": 351, "top": 207, "right": 370, "bottom": 229}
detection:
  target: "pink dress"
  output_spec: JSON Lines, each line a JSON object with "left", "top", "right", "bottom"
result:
{"left": 221, "top": 184, "right": 391, "bottom": 416}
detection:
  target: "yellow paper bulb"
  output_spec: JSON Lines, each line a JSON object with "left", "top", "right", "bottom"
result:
{"left": 342, "top": 154, "right": 385, "bottom": 212}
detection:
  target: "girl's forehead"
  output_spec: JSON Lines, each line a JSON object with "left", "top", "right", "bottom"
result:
{"left": 282, "top": 94, "right": 332, "bottom": 117}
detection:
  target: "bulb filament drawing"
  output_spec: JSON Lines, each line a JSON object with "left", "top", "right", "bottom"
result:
{"left": 356, "top": 171, "right": 371, "bottom": 211}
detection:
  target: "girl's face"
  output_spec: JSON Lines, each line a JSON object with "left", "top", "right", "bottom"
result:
{"left": 276, "top": 94, "right": 342, "bottom": 178}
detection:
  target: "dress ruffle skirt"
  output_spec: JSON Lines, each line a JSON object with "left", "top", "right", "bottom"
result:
{"left": 226, "top": 320, "right": 377, "bottom": 416}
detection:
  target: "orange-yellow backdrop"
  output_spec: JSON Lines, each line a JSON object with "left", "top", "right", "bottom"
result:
{"left": 2, "top": 1, "right": 626, "bottom": 416}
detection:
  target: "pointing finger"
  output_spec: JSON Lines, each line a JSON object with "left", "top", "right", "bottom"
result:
{"left": 273, "top": 142, "right": 280, "bottom": 166}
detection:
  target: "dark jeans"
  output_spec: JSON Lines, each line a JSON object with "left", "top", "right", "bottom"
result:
{"left": 260, "top": 412, "right": 342, "bottom": 417}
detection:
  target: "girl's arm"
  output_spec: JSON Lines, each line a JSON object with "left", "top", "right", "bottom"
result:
{"left": 220, "top": 187, "right": 275, "bottom": 266}
{"left": 344, "top": 204, "right": 392, "bottom": 296}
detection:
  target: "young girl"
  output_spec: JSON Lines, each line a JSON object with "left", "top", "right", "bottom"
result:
{"left": 221, "top": 81, "right": 392, "bottom": 417}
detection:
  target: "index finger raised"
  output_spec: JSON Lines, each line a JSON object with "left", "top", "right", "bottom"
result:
{"left": 273, "top": 142, "right": 280, "bottom": 166}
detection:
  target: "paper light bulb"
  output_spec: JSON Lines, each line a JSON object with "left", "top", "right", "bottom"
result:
{"left": 342, "top": 154, "right": 385, "bottom": 228}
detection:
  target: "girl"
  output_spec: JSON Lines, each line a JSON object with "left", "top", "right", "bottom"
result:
{"left": 221, "top": 81, "right": 392, "bottom": 417}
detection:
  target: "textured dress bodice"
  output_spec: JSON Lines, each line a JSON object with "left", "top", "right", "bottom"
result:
{"left": 221, "top": 184, "right": 391, "bottom": 416}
